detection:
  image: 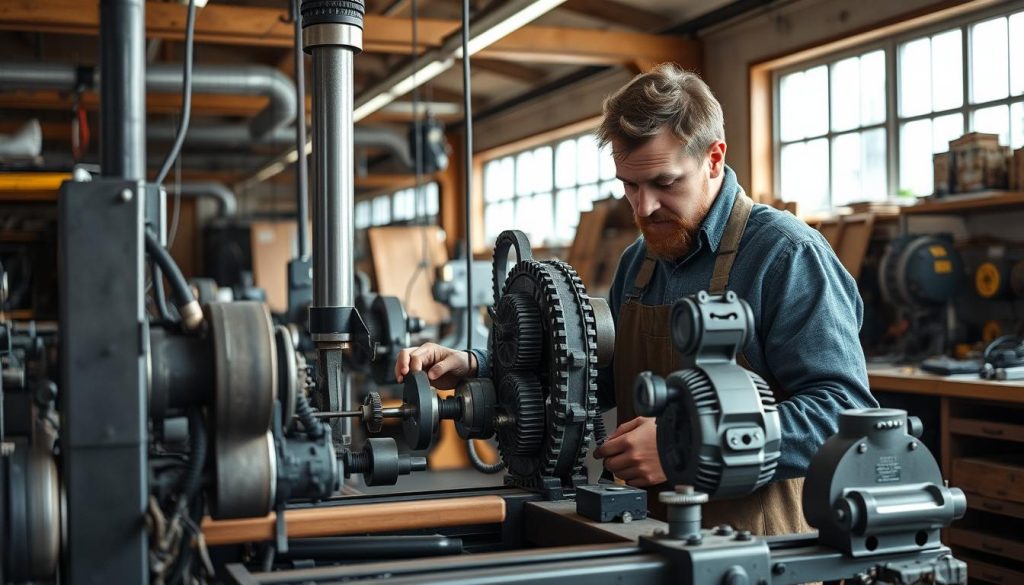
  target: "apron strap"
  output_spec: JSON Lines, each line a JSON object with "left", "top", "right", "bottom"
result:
{"left": 709, "top": 189, "right": 753, "bottom": 295}
{"left": 627, "top": 254, "right": 658, "bottom": 300}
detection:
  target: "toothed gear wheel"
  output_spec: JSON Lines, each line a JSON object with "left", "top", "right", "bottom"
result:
{"left": 491, "top": 292, "right": 543, "bottom": 370}
{"left": 489, "top": 231, "right": 605, "bottom": 488}
{"left": 362, "top": 392, "right": 384, "bottom": 433}
{"left": 496, "top": 374, "right": 545, "bottom": 457}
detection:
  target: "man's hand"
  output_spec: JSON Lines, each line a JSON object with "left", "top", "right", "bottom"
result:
{"left": 394, "top": 342, "right": 477, "bottom": 389}
{"left": 593, "top": 417, "right": 666, "bottom": 487}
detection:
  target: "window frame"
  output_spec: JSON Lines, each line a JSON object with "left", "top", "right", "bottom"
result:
{"left": 480, "top": 130, "right": 623, "bottom": 248}
{"left": 771, "top": 1, "right": 1024, "bottom": 208}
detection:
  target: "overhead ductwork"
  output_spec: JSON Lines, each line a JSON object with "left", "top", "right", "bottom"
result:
{"left": 147, "top": 124, "right": 414, "bottom": 169}
{"left": 0, "top": 61, "right": 296, "bottom": 142}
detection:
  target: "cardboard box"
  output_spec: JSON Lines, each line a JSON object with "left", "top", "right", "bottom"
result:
{"left": 949, "top": 132, "right": 1008, "bottom": 192}
{"left": 933, "top": 151, "right": 951, "bottom": 196}
{"left": 1013, "top": 147, "right": 1024, "bottom": 191}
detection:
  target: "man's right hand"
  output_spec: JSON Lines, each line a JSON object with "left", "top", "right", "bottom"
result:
{"left": 394, "top": 343, "right": 478, "bottom": 389}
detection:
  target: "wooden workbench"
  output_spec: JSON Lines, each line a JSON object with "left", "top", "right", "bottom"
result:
{"left": 868, "top": 365, "right": 1024, "bottom": 583}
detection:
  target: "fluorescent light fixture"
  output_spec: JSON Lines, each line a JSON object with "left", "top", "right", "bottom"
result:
{"left": 353, "top": 58, "right": 453, "bottom": 122}
{"left": 452, "top": 0, "right": 567, "bottom": 59}
{"left": 244, "top": 0, "right": 566, "bottom": 186}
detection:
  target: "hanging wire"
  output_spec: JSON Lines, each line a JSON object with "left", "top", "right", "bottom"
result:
{"left": 154, "top": 0, "right": 197, "bottom": 186}
{"left": 461, "top": 0, "right": 474, "bottom": 354}
{"left": 402, "top": 0, "right": 433, "bottom": 309}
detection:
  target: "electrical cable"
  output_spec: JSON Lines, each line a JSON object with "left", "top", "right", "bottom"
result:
{"left": 145, "top": 229, "right": 198, "bottom": 326}
{"left": 459, "top": 1, "right": 498, "bottom": 475}
{"left": 154, "top": 0, "right": 197, "bottom": 186}
{"left": 152, "top": 261, "right": 175, "bottom": 322}
{"left": 467, "top": 439, "right": 504, "bottom": 474}
{"left": 291, "top": 0, "right": 310, "bottom": 260}
{"left": 402, "top": 0, "right": 432, "bottom": 310}
{"left": 167, "top": 152, "right": 183, "bottom": 248}
{"left": 461, "top": 0, "right": 473, "bottom": 355}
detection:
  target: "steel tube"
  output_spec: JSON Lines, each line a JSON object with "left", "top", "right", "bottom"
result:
{"left": 310, "top": 46, "right": 355, "bottom": 309}
{"left": 99, "top": 0, "right": 146, "bottom": 180}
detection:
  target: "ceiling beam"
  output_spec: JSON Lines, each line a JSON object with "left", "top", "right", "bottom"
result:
{"left": 0, "top": 0, "right": 698, "bottom": 67}
{"left": 467, "top": 58, "right": 545, "bottom": 84}
{"left": 559, "top": 0, "right": 666, "bottom": 31}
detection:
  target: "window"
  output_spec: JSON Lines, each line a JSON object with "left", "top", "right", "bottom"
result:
{"left": 354, "top": 182, "right": 439, "bottom": 259}
{"left": 775, "top": 5, "right": 1024, "bottom": 211}
{"left": 482, "top": 133, "right": 623, "bottom": 247}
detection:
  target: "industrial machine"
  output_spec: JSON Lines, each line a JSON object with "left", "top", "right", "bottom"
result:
{"left": 0, "top": 1, "right": 970, "bottom": 583}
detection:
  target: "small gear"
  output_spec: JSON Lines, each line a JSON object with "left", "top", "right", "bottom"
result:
{"left": 491, "top": 293, "right": 543, "bottom": 370}
{"left": 659, "top": 486, "right": 709, "bottom": 506}
{"left": 362, "top": 392, "right": 384, "bottom": 433}
{"left": 496, "top": 374, "right": 545, "bottom": 457}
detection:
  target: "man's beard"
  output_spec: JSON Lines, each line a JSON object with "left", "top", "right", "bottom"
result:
{"left": 635, "top": 182, "right": 711, "bottom": 260}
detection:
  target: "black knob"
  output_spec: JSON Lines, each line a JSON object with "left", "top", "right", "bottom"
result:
{"left": 634, "top": 371, "right": 668, "bottom": 417}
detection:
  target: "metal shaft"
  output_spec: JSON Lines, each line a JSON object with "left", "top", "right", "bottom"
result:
{"left": 311, "top": 46, "right": 355, "bottom": 309}
{"left": 99, "top": 0, "right": 146, "bottom": 180}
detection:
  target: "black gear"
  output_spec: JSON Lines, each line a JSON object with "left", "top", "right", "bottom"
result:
{"left": 491, "top": 292, "right": 543, "bottom": 370}
{"left": 495, "top": 374, "right": 545, "bottom": 457}
{"left": 489, "top": 231, "right": 603, "bottom": 490}
{"left": 362, "top": 392, "right": 384, "bottom": 433}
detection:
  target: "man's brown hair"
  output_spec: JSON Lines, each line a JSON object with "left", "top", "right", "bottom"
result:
{"left": 597, "top": 63, "right": 724, "bottom": 159}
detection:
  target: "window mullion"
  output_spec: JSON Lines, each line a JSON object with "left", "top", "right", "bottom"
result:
{"left": 886, "top": 42, "right": 899, "bottom": 199}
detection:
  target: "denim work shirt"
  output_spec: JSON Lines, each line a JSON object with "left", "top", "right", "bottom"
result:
{"left": 474, "top": 165, "right": 876, "bottom": 480}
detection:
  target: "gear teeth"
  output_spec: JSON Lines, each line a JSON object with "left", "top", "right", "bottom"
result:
{"left": 362, "top": 392, "right": 384, "bottom": 433}
{"left": 492, "top": 293, "right": 543, "bottom": 370}
{"left": 496, "top": 374, "right": 545, "bottom": 457}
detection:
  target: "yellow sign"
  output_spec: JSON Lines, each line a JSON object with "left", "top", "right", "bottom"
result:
{"left": 928, "top": 245, "right": 948, "bottom": 258}
{"left": 934, "top": 260, "right": 953, "bottom": 274}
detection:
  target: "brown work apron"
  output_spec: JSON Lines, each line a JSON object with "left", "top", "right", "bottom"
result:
{"left": 611, "top": 189, "right": 811, "bottom": 536}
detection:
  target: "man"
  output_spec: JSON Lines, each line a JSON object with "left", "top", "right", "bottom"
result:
{"left": 395, "top": 63, "right": 875, "bottom": 535}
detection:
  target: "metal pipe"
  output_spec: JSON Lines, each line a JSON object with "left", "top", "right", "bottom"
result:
{"left": 0, "top": 62, "right": 296, "bottom": 143}
{"left": 174, "top": 181, "right": 237, "bottom": 217}
{"left": 292, "top": 0, "right": 310, "bottom": 260}
{"left": 311, "top": 46, "right": 354, "bottom": 309}
{"left": 99, "top": 0, "right": 145, "bottom": 180}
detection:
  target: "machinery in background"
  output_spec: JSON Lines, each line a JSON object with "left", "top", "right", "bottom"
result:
{"left": 878, "top": 234, "right": 964, "bottom": 360}
{"left": 432, "top": 257, "right": 493, "bottom": 349}
{"left": 0, "top": 262, "right": 59, "bottom": 583}
{"left": 955, "top": 241, "right": 1024, "bottom": 344}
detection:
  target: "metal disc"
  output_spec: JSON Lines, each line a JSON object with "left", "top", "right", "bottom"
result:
{"left": 212, "top": 431, "right": 276, "bottom": 520}
{"left": 402, "top": 371, "right": 436, "bottom": 451}
{"left": 208, "top": 302, "right": 277, "bottom": 437}
{"left": 590, "top": 297, "right": 616, "bottom": 368}
{"left": 274, "top": 325, "right": 299, "bottom": 430}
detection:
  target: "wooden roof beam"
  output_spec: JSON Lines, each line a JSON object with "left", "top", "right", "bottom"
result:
{"left": 0, "top": 0, "right": 698, "bottom": 67}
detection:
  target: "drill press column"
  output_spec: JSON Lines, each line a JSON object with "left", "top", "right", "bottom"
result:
{"left": 301, "top": 0, "right": 364, "bottom": 445}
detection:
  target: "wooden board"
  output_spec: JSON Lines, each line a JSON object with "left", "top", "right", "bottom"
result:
{"left": 834, "top": 213, "right": 875, "bottom": 280}
{"left": 368, "top": 226, "right": 450, "bottom": 326}
{"left": 819, "top": 219, "right": 841, "bottom": 249}
{"left": 249, "top": 221, "right": 298, "bottom": 314}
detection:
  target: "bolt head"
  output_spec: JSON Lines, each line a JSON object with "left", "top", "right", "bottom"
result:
{"left": 857, "top": 443, "right": 868, "bottom": 454}
{"left": 119, "top": 188, "right": 133, "bottom": 202}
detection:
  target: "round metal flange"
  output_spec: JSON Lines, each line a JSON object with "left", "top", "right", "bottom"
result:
{"left": 302, "top": 23, "right": 364, "bottom": 52}
{"left": 207, "top": 302, "right": 277, "bottom": 437}
{"left": 362, "top": 438, "right": 399, "bottom": 487}
{"left": 3, "top": 438, "right": 60, "bottom": 581}
{"left": 275, "top": 325, "right": 299, "bottom": 431}
{"left": 590, "top": 297, "right": 615, "bottom": 368}
{"left": 402, "top": 371, "right": 436, "bottom": 450}
{"left": 212, "top": 431, "right": 276, "bottom": 520}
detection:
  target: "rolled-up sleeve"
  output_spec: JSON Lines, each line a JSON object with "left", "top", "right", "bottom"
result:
{"left": 759, "top": 240, "right": 876, "bottom": 480}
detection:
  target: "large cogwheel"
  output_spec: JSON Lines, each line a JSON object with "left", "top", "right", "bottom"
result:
{"left": 489, "top": 231, "right": 601, "bottom": 487}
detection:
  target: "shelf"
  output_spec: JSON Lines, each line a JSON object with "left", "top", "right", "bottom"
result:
{"left": 901, "top": 191, "right": 1024, "bottom": 215}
